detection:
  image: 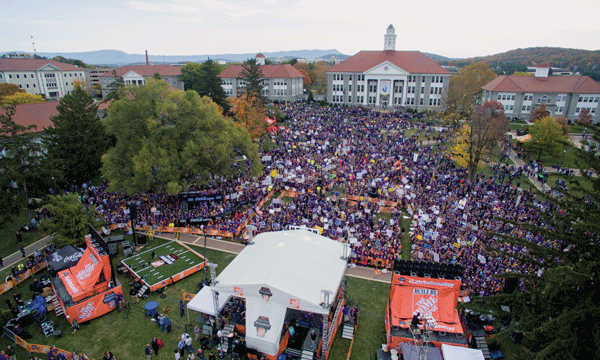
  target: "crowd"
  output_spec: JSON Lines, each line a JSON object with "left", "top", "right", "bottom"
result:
{"left": 47, "top": 102, "right": 561, "bottom": 297}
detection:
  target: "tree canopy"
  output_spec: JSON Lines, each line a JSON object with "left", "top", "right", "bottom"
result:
{"left": 451, "top": 101, "right": 508, "bottom": 181}
{"left": 446, "top": 62, "right": 497, "bottom": 119}
{"left": 524, "top": 116, "right": 567, "bottom": 160}
{"left": 0, "top": 105, "right": 42, "bottom": 226}
{"left": 0, "top": 83, "right": 24, "bottom": 98}
{"left": 0, "top": 92, "right": 45, "bottom": 106}
{"left": 230, "top": 92, "right": 267, "bottom": 140}
{"left": 44, "top": 85, "right": 111, "bottom": 188}
{"left": 101, "top": 79, "right": 262, "bottom": 195}
{"left": 239, "top": 58, "right": 266, "bottom": 104}
{"left": 180, "top": 60, "right": 229, "bottom": 113}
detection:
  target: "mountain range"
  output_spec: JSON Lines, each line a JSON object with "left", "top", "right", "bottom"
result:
{"left": 1, "top": 49, "right": 452, "bottom": 67}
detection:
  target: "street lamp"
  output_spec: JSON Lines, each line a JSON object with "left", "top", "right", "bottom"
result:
{"left": 202, "top": 225, "right": 208, "bottom": 285}
{"left": 128, "top": 201, "right": 138, "bottom": 247}
{"left": 560, "top": 150, "right": 567, "bottom": 169}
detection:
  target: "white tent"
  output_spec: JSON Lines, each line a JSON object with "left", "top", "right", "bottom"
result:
{"left": 441, "top": 344, "right": 485, "bottom": 360}
{"left": 188, "top": 229, "right": 348, "bottom": 356}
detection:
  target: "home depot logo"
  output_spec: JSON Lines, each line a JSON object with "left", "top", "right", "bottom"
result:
{"left": 78, "top": 300, "right": 97, "bottom": 320}
{"left": 76, "top": 256, "right": 98, "bottom": 281}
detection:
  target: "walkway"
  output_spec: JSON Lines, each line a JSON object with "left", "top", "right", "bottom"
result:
{"left": 1, "top": 234, "right": 53, "bottom": 270}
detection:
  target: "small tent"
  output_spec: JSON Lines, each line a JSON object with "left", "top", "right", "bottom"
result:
{"left": 441, "top": 344, "right": 484, "bottom": 360}
{"left": 46, "top": 245, "right": 84, "bottom": 272}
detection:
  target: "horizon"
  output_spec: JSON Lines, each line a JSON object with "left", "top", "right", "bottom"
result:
{"left": 1, "top": 0, "right": 599, "bottom": 59}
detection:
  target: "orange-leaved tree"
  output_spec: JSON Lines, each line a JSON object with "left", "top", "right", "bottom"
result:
{"left": 230, "top": 93, "right": 267, "bottom": 140}
{"left": 0, "top": 92, "right": 45, "bottom": 106}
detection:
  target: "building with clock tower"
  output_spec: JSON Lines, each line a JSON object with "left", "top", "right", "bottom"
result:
{"left": 326, "top": 25, "right": 450, "bottom": 110}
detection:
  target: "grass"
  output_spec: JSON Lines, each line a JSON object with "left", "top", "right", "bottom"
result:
{"left": 0, "top": 208, "right": 50, "bottom": 259}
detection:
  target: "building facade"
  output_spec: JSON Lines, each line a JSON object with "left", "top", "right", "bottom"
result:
{"left": 88, "top": 68, "right": 114, "bottom": 88}
{"left": 481, "top": 63, "right": 600, "bottom": 123}
{"left": 99, "top": 64, "right": 183, "bottom": 98}
{"left": 0, "top": 58, "right": 88, "bottom": 99}
{"left": 218, "top": 54, "right": 305, "bottom": 102}
{"left": 326, "top": 25, "right": 451, "bottom": 110}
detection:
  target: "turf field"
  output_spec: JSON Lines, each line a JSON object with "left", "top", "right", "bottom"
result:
{"left": 120, "top": 241, "right": 205, "bottom": 288}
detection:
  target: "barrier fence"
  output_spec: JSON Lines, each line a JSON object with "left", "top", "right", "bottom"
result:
{"left": 0, "top": 261, "right": 48, "bottom": 296}
{"left": 14, "top": 335, "right": 74, "bottom": 359}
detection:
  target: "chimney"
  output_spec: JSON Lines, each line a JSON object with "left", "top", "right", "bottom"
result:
{"left": 146, "top": 50, "right": 149, "bottom": 66}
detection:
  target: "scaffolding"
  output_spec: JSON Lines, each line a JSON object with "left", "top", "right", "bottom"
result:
{"left": 409, "top": 313, "right": 437, "bottom": 360}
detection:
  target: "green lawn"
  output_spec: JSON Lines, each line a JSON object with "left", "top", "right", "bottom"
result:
{"left": 0, "top": 209, "right": 50, "bottom": 259}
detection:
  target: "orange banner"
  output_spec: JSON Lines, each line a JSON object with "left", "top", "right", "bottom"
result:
{"left": 65, "top": 286, "right": 123, "bottom": 324}
{"left": 183, "top": 293, "right": 195, "bottom": 301}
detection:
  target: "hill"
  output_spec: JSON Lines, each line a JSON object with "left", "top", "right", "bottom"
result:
{"left": 445, "top": 47, "right": 600, "bottom": 79}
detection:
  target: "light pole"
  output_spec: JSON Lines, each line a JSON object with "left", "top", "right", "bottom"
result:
{"left": 129, "top": 202, "right": 138, "bottom": 247}
{"left": 202, "top": 225, "right": 208, "bottom": 285}
{"left": 560, "top": 149, "right": 567, "bottom": 169}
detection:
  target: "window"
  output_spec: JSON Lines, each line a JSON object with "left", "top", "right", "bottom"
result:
{"left": 595, "top": 97, "right": 599, "bottom": 102}
{"left": 511, "top": 95, "right": 515, "bottom": 100}
{"left": 578, "top": 96, "right": 583, "bottom": 102}
{"left": 9, "top": 74, "right": 12, "bottom": 79}
{"left": 440, "top": 77, "right": 443, "bottom": 83}
{"left": 33, "top": 84, "right": 35, "bottom": 88}
{"left": 349, "top": 75, "right": 352, "bottom": 81}
{"left": 576, "top": 108, "right": 581, "bottom": 113}
{"left": 19, "top": 84, "right": 22, "bottom": 88}
{"left": 349, "top": 85, "right": 352, "bottom": 92}
{"left": 66, "top": 82, "right": 68, "bottom": 86}
{"left": 421, "top": 87, "right": 424, "bottom": 94}
{"left": 348, "top": 96, "right": 352, "bottom": 102}
{"left": 420, "top": 98, "right": 423, "bottom": 105}
{"left": 432, "top": 76, "right": 435, "bottom": 83}
{"left": 422, "top": 76, "right": 425, "bottom": 83}
{"left": 26, "top": 84, "right": 29, "bottom": 88}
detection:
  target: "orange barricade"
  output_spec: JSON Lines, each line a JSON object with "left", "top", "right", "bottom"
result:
{"left": 183, "top": 293, "right": 195, "bottom": 301}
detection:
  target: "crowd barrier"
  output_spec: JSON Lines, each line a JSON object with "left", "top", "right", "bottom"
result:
{"left": 105, "top": 223, "right": 235, "bottom": 239}
{"left": 14, "top": 335, "right": 74, "bottom": 359}
{"left": 345, "top": 195, "right": 399, "bottom": 208}
{"left": 0, "top": 261, "right": 48, "bottom": 296}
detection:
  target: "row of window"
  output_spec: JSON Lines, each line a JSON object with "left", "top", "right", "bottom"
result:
{"left": 273, "top": 89, "right": 287, "bottom": 96}
{"left": 273, "top": 80, "right": 287, "bottom": 86}
{"left": 430, "top": 87, "right": 442, "bottom": 95}
{"left": 576, "top": 107, "right": 597, "bottom": 114}
{"left": 578, "top": 96, "right": 600, "bottom": 103}
{"left": 498, "top": 94, "right": 516, "bottom": 101}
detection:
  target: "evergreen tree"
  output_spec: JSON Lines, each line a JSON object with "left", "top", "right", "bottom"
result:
{"left": 44, "top": 85, "right": 111, "bottom": 187}
{"left": 487, "top": 148, "right": 600, "bottom": 359}
{"left": 181, "top": 60, "right": 229, "bottom": 113}
{"left": 0, "top": 105, "right": 42, "bottom": 226}
{"left": 239, "top": 58, "right": 267, "bottom": 105}
{"left": 103, "top": 70, "right": 125, "bottom": 102}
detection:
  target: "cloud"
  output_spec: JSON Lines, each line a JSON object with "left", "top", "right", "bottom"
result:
{"left": 264, "top": 0, "right": 278, "bottom": 3}
{"left": 127, "top": 1, "right": 200, "bottom": 13}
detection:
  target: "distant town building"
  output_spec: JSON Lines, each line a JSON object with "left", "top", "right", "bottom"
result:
{"left": 326, "top": 24, "right": 451, "bottom": 110}
{"left": 218, "top": 54, "right": 305, "bottom": 102}
{"left": 481, "top": 63, "right": 600, "bottom": 122}
{"left": 0, "top": 58, "right": 89, "bottom": 99}
{"left": 99, "top": 64, "right": 183, "bottom": 98}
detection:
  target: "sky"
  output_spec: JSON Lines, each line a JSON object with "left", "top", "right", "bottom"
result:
{"left": 1, "top": 0, "right": 599, "bottom": 59}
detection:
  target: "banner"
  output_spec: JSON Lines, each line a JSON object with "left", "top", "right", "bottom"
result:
{"left": 65, "top": 286, "right": 122, "bottom": 324}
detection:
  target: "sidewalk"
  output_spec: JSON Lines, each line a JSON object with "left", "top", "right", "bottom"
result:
{"left": 1, "top": 234, "right": 53, "bottom": 270}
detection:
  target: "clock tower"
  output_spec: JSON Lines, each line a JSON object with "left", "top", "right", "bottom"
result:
{"left": 384, "top": 24, "right": 396, "bottom": 51}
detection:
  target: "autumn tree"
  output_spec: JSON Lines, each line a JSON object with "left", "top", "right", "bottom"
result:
{"left": 451, "top": 101, "right": 508, "bottom": 181}
{"left": 230, "top": 93, "right": 267, "bottom": 140}
{"left": 311, "top": 61, "right": 329, "bottom": 93}
{"left": 555, "top": 116, "right": 569, "bottom": 135}
{"left": 531, "top": 103, "right": 550, "bottom": 121}
{"left": 0, "top": 92, "right": 45, "bottom": 106}
{"left": 239, "top": 58, "right": 266, "bottom": 104}
{"left": 0, "top": 83, "right": 24, "bottom": 98}
{"left": 44, "top": 85, "right": 111, "bottom": 187}
{"left": 578, "top": 108, "right": 593, "bottom": 124}
{"left": 446, "top": 62, "right": 497, "bottom": 119}
{"left": 296, "top": 68, "right": 311, "bottom": 86}
{"left": 102, "top": 80, "right": 261, "bottom": 195}
{"left": 524, "top": 115, "right": 567, "bottom": 160}
{"left": 181, "top": 60, "right": 229, "bottom": 113}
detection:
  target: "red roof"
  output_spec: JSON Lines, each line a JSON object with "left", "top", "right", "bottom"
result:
{"left": 482, "top": 75, "right": 600, "bottom": 94}
{"left": 99, "top": 65, "right": 182, "bottom": 77}
{"left": 256, "top": 53, "right": 265, "bottom": 58}
{"left": 328, "top": 50, "right": 450, "bottom": 74}
{"left": 0, "top": 58, "right": 83, "bottom": 72}
{"left": 0, "top": 101, "right": 59, "bottom": 133}
{"left": 218, "top": 64, "right": 304, "bottom": 79}
{"left": 537, "top": 62, "right": 551, "bottom": 68}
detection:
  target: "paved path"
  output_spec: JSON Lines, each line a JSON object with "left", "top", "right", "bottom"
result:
{"left": 1, "top": 234, "right": 53, "bottom": 270}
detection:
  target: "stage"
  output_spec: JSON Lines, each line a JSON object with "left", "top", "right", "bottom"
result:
{"left": 120, "top": 240, "right": 206, "bottom": 292}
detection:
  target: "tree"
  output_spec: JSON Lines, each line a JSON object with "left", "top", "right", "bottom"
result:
{"left": 101, "top": 79, "right": 262, "bottom": 195}
{"left": 486, "top": 148, "right": 600, "bottom": 359}
{"left": 44, "top": 85, "right": 111, "bottom": 187}
{"left": 0, "top": 83, "right": 24, "bottom": 98}
{"left": 239, "top": 58, "right": 266, "bottom": 104}
{"left": 446, "top": 62, "right": 497, "bottom": 119}
{"left": 312, "top": 61, "right": 329, "bottom": 94}
{"left": 578, "top": 108, "right": 593, "bottom": 124}
{"left": 181, "top": 60, "right": 229, "bottom": 113}
{"left": 103, "top": 70, "right": 125, "bottom": 102}
{"left": 230, "top": 93, "right": 267, "bottom": 140}
{"left": 152, "top": 72, "right": 162, "bottom": 80}
{"left": 0, "top": 105, "right": 42, "bottom": 226}
{"left": 532, "top": 103, "right": 550, "bottom": 121}
{"left": 451, "top": 101, "right": 508, "bottom": 181}
{"left": 0, "top": 92, "right": 45, "bottom": 106}
{"left": 296, "top": 68, "right": 311, "bottom": 86}
{"left": 524, "top": 116, "right": 567, "bottom": 160}
{"left": 41, "top": 193, "right": 102, "bottom": 247}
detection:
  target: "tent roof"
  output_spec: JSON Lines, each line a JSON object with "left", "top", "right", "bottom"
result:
{"left": 213, "top": 230, "right": 347, "bottom": 310}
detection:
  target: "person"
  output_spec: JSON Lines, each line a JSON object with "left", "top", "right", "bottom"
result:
{"left": 103, "top": 351, "right": 114, "bottom": 360}
{"left": 20, "top": 245, "right": 25, "bottom": 258}
{"left": 115, "top": 292, "right": 123, "bottom": 312}
{"left": 185, "top": 333, "right": 193, "bottom": 354}
{"left": 15, "top": 230, "right": 22, "bottom": 243}
{"left": 193, "top": 325, "right": 200, "bottom": 341}
{"left": 411, "top": 312, "right": 421, "bottom": 330}
{"left": 217, "top": 350, "right": 225, "bottom": 360}
{"left": 5, "top": 346, "right": 14, "bottom": 360}
{"left": 216, "top": 329, "right": 223, "bottom": 346}
{"left": 196, "top": 348, "right": 205, "bottom": 360}
{"left": 151, "top": 337, "right": 160, "bottom": 357}
{"left": 130, "top": 287, "right": 139, "bottom": 304}
{"left": 178, "top": 338, "right": 185, "bottom": 357}
{"left": 158, "top": 314, "right": 166, "bottom": 332}
{"left": 180, "top": 300, "right": 185, "bottom": 317}
{"left": 310, "top": 330, "right": 317, "bottom": 352}
{"left": 0, "top": 256, "right": 3, "bottom": 268}
{"left": 165, "top": 316, "right": 172, "bottom": 333}
{"left": 174, "top": 349, "right": 181, "bottom": 360}
{"left": 0, "top": 350, "right": 7, "bottom": 360}
{"left": 145, "top": 344, "right": 152, "bottom": 360}
{"left": 208, "top": 353, "right": 216, "bottom": 360}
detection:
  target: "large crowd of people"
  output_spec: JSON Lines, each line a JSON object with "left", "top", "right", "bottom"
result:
{"left": 65, "top": 103, "right": 560, "bottom": 297}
